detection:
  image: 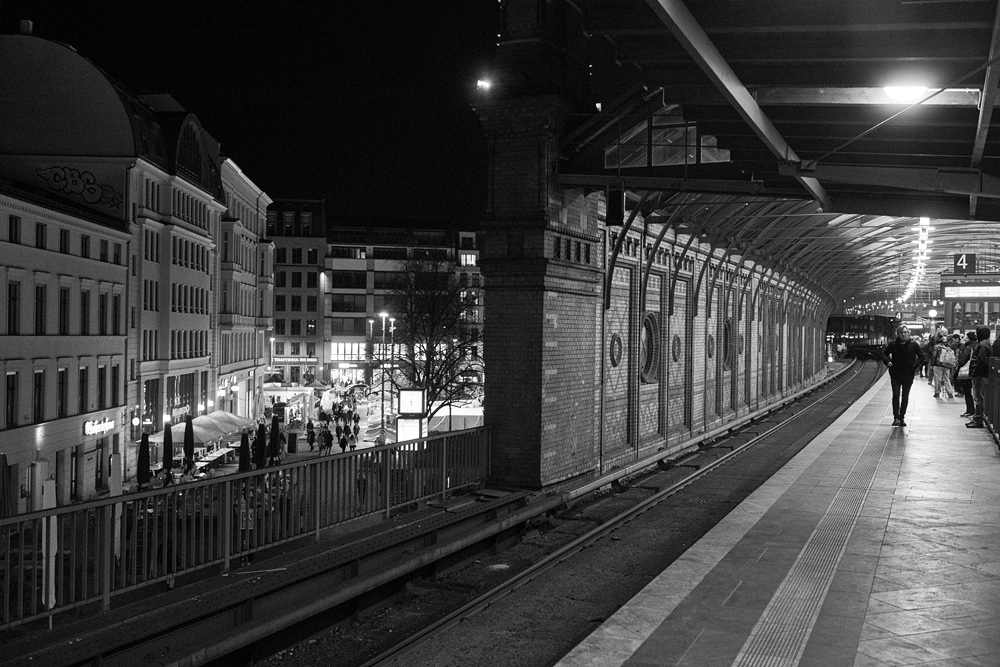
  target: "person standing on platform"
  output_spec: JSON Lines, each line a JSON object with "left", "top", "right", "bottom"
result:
{"left": 882, "top": 324, "right": 924, "bottom": 427}
{"left": 957, "top": 331, "right": 976, "bottom": 417}
{"left": 932, "top": 334, "right": 957, "bottom": 398}
{"left": 966, "top": 325, "right": 992, "bottom": 428}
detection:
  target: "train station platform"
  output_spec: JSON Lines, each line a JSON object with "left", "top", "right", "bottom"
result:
{"left": 557, "top": 373, "right": 1000, "bottom": 667}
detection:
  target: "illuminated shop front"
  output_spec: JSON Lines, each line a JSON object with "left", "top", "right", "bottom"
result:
{"left": 271, "top": 356, "right": 318, "bottom": 386}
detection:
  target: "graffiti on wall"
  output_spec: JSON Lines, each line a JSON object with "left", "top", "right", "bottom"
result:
{"left": 36, "top": 166, "right": 123, "bottom": 211}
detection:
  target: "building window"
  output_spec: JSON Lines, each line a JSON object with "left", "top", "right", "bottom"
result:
{"left": 35, "top": 222, "right": 47, "bottom": 249}
{"left": 291, "top": 342, "right": 300, "bottom": 355}
{"left": 307, "top": 271, "right": 318, "bottom": 288}
{"left": 307, "top": 248, "right": 318, "bottom": 264}
{"left": 57, "top": 368, "right": 68, "bottom": 418}
{"left": 291, "top": 296, "right": 301, "bottom": 311}
{"left": 291, "top": 272, "right": 302, "bottom": 287}
{"left": 274, "top": 319, "right": 285, "bottom": 335}
{"left": 81, "top": 235, "right": 90, "bottom": 258}
{"left": 98, "top": 293, "right": 108, "bottom": 335}
{"left": 112, "top": 295, "right": 121, "bottom": 335}
{"left": 275, "top": 295, "right": 285, "bottom": 311}
{"left": 276, "top": 248, "right": 287, "bottom": 263}
{"left": 100, "top": 239, "right": 109, "bottom": 262}
{"left": 276, "top": 271, "right": 286, "bottom": 287}
{"left": 80, "top": 291, "right": 90, "bottom": 334}
{"left": 112, "top": 365, "right": 120, "bottom": 407}
{"left": 59, "top": 287, "right": 70, "bottom": 334}
{"left": 70, "top": 448, "right": 78, "bottom": 500}
{"left": 292, "top": 248, "right": 302, "bottom": 264}
{"left": 32, "top": 370, "right": 44, "bottom": 422}
{"left": 8, "top": 215, "right": 20, "bottom": 243}
{"left": 275, "top": 342, "right": 285, "bottom": 355}
{"left": 78, "top": 367, "right": 88, "bottom": 413}
{"left": 60, "top": 229, "right": 70, "bottom": 253}
{"left": 306, "top": 319, "right": 316, "bottom": 335}
{"left": 95, "top": 440, "right": 104, "bottom": 490}
{"left": 113, "top": 243, "right": 122, "bottom": 265}
{"left": 7, "top": 282, "right": 20, "bottom": 334}
{"left": 306, "top": 342, "right": 316, "bottom": 356}
{"left": 291, "top": 319, "right": 301, "bottom": 335}
{"left": 307, "top": 296, "right": 317, "bottom": 311}
{"left": 34, "top": 284, "right": 46, "bottom": 334}
{"left": 97, "top": 365, "right": 107, "bottom": 409}
{"left": 460, "top": 252, "right": 477, "bottom": 267}
{"left": 5, "top": 372, "right": 18, "bottom": 427}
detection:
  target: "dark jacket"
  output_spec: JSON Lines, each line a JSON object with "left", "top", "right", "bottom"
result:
{"left": 956, "top": 343, "right": 974, "bottom": 377}
{"left": 971, "top": 339, "right": 992, "bottom": 378}
{"left": 883, "top": 338, "right": 924, "bottom": 379}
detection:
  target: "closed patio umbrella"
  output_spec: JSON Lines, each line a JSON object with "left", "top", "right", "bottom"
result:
{"left": 268, "top": 416, "right": 281, "bottom": 466}
{"left": 253, "top": 423, "right": 267, "bottom": 469}
{"left": 183, "top": 415, "right": 196, "bottom": 473}
{"left": 162, "top": 422, "right": 174, "bottom": 480}
{"left": 137, "top": 433, "right": 151, "bottom": 489}
{"left": 238, "top": 431, "right": 252, "bottom": 473}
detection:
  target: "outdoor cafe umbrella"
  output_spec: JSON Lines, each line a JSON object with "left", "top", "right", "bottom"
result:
{"left": 162, "top": 422, "right": 174, "bottom": 477}
{"left": 268, "top": 416, "right": 281, "bottom": 465}
{"left": 137, "top": 433, "right": 151, "bottom": 488}
{"left": 253, "top": 423, "right": 267, "bottom": 469}
{"left": 238, "top": 431, "right": 252, "bottom": 473}
{"left": 183, "top": 415, "right": 196, "bottom": 473}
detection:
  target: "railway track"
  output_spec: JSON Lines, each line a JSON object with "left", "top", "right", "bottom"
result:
{"left": 249, "top": 359, "right": 883, "bottom": 667}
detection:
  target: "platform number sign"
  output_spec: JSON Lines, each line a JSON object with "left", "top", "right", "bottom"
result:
{"left": 954, "top": 253, "right": 976, "bottom": 275}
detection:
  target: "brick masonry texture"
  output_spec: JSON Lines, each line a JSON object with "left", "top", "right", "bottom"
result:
{"left": 478, "top": 95, "right": 833, "bottom": 490}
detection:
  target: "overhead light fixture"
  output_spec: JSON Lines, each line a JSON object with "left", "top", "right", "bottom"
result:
{"left": 883, "top": 86, "right": 929, "bottom": 103}
{"left": 477, "top": 79, "right": 491, "bottom": 91}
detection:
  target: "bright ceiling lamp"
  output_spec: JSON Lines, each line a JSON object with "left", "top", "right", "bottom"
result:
{"left": 884, "top": 86, "right": 929, "bottom": 103}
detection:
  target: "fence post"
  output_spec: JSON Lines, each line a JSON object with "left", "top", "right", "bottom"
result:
{"left": 383, "top": 448, "right": 391, "bottom": 519}
{"left": 440, "top": 436, "right": 448, "bottom": 502}
{"left": 101, "top": 504, "right": 113, "bottom": 611}
{"left": 313, "top": 462, "right": 321, "bottom": 542}
{"left": 221, "top": 479, "right": 232, "bottom": 573}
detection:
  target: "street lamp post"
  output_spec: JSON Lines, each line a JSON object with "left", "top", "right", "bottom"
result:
{"left": 389, "top": 317, "right": 395, "bottom": 442}
{"left": 379, "top": 312, "right": 388, "bottom": 443}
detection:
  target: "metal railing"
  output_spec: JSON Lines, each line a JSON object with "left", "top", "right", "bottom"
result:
{"left": 0, "top": 427, "right": 490, "bottom": 630}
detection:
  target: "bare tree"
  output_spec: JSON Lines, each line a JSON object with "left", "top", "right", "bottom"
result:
{"left": 373, "top": 257, "right": 482, "bottom": 423}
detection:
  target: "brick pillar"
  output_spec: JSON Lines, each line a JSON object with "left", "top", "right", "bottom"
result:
{"left": 477, "top": 95, "right": 604, "bottom": 489}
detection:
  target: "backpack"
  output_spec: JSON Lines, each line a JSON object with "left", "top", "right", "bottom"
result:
{"left": 937, "top": 345, "right": 956, "bottom": 368}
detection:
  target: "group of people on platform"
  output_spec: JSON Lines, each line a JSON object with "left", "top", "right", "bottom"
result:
{"left": 882, "top": 324, "right": 996, "bottom": 428}
{"left": 305, "top": 402, "right": 364, "bottom": 455}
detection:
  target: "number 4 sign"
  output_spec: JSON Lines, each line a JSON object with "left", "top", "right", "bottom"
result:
{"left": 954, "top": 253, "right": 976, "bottom": 275}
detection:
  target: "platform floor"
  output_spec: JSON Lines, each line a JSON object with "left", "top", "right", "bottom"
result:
{"left": 557, "top": 373, "right": 1000, "bottom": 667}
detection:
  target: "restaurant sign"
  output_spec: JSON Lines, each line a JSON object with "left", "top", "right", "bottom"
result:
{"left": 84, "top": 418, "right": 115, "bottom": 436}
{"left": 273, "top": 357, "right": 318, "bottom": 363}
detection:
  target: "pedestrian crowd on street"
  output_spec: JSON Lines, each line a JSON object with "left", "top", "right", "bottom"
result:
{"left": 307, "top": 398, "right": 363, "bottom": 456}
{"left": 882, "top": 323, "right": 995, "bottom": 429}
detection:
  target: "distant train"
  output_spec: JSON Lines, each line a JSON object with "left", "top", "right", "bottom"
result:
{"left": 826, "top": 315, "right": 896, "bottom": 359}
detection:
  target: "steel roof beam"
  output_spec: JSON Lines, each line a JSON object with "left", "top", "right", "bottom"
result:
{"left": 641, "top": 0, "right": 830, "bottom": 209}
{"left": 779, "top": 163, "right": 1000, "bottom": 199}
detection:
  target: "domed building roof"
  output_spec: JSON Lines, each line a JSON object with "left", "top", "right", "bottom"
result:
{"left": 0, "top": 34, "right": 162, "bottom": 160}
{"left": 0, "top": 33, "right": 223, "bottom": 204}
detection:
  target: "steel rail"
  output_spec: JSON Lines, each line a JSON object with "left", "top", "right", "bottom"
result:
{"left": 361, "top": 360, "right": 882, "bottom": 667}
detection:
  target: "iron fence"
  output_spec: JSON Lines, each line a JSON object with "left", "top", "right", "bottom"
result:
{"left": 0, "top": 427, "right": 490, "bottom": 630}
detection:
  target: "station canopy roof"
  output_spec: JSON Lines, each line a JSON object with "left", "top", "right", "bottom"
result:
{"left": 521, "top": 0, "right": 1000, "bottom": 308}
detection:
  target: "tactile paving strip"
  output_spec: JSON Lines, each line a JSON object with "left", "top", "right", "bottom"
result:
{"left": 732, "top": 434, "right": 885, "bottom": 666}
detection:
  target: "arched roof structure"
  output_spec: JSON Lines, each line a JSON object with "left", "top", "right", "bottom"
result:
{"left": 494, "top": 0, "right": 1000, "bottom": 309}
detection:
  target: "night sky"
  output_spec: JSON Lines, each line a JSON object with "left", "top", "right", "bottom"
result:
{"left": 1, "top": 1, "right": 501, "bottom": 223}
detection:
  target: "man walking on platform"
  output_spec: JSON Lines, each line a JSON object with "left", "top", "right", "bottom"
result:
{"left": 882, "top": 325, "right": 924, "bottom": 427}
{"left": 966, "top": 325, "right": 992, "bottom": 428}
